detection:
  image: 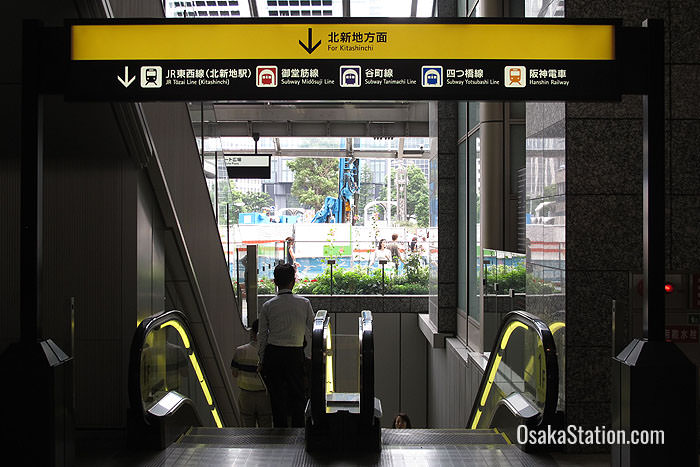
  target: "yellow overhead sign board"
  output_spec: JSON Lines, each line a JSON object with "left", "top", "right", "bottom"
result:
{"left": 67, "top": 20, "right": 621, "bottom": 102}
{"left": 71, "top": 23, "right": 615, "bottom": 61}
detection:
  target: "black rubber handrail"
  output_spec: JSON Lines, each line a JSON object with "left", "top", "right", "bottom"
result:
{"left": 128, "top": 309, "right": 219, "bottom": 427}
{"left": 467, "top": 310, "right": 559, "bottom": 432}
{"left": 359, "top": 310, "right": 374, "bottom": 425}
{"left": 310, "top": 309, "right": 329, "bottom": 424}
{"left": 310, "top": 309, "right": 376, "bottom": 427}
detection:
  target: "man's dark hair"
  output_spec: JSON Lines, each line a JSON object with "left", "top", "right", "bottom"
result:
{"left": 391, "top": 233, "right": 398, "bottom": 240}
{"left": 251, "top": 319, "right": 259, "bottom": 334}
{"left": 274, "top": 263, "right": 296, "bottom": 288}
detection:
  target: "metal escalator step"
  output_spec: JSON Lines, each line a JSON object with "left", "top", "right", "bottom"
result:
{"left": 179, "top": 427, "right": 306, "bottom": 446}
{"left": 382, "top": 429, "right": 509, "bottom": 446}
{"left": 155, "top": 427, "right": 555, "bottom": 466}
{"left": 186, "top": 427, "right": 305, "bottom": 437}
{"left": 182, "top": 427, "right": 508, "bottom": 446}
{"left": 180, "top": 429, "right": 509, "bottom": 447}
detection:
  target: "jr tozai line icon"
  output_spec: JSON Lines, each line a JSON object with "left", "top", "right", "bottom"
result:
{"left": 140, "top": 66, "right": 162, "bottom": 88}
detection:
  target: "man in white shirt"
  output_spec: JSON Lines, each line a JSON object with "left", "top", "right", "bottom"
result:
{"left": 231, "top": 319, "right": 272, "bottom": 427}
{"left": 258, "top": 263, "right": 314, "bottom": 427}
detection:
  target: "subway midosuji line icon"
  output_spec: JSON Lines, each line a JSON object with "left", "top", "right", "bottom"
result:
{"left": 421, "top": 66, "right": 443, "bottom": 87}
{"left": 256, "top": 66, "right": 278, "bottom": 87}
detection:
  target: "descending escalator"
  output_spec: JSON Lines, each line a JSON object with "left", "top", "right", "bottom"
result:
{"left": 128, "top": 310, "right": 223, "bottom": 449}
{"left": 128, "top": 307, "right": 382, "bottom": 452}
{"left": 127, "top": 307, "right": 559, "bottom": 454}
{"left": 306, "top": 309, "right": 382, "bottom": 452}
{"left": 468, "top": 310, "right": 562, "bottom": 449}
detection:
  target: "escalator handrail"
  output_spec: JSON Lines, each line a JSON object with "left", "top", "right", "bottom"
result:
{"left": 359, "top": 310, "right": 374, "bottom": 424}
{"left": 128, "top": 309, "right": 220, "bottom": 427}
{"left": 467, "top": 310, "right": 559, "bottom": 431}
{"left": 310, "top": 309, "right": 329, "bottom": 424}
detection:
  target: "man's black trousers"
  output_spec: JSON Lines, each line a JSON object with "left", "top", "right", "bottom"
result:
{"left": 261, "top": 344, "right": 305, "bottom": 428}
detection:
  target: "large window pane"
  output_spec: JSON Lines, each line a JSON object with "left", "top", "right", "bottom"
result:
{"left": 458, "top": 141, "right": 467, "bottom": 315}
{"left": 468, "top": 130, "right": 481, "bottom": 322}
{"left": 350, "top": 0, "right": 411, "bottom": 17}
{"left": 468, "top": 101, "right": 480, "bottom": 132}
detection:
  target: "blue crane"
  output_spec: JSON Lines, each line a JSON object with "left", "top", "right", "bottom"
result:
{"left": 311, "top": 158, "right": 361, "bottom": 224}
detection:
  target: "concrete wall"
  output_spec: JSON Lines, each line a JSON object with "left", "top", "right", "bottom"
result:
{"left": 428, "top": 338, "right": 486, "bottom": 428}
{"left": 0, "top": 0, "right": 154, "bottom": 427}
{"left": 41, "top": 96, "right": 148, "bottom": 428}
{"left": 258, "top": 294, "right": 429, "bottom": 427}
{"left": 0, "top": 61, "right": 161, "bottom": 430}
{"left": 333, "top": 312, "right": 427, "bottom": 428}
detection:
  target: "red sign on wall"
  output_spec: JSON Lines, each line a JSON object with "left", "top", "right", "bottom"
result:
{"left": 665, "top": 325, "right": 699, "bottom": 343}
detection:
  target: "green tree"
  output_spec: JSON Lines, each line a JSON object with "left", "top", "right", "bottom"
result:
{"left": 406, "top": 165, "right": 430, "bottom": 227}
{"left": 228, "top": 181, "right": 272, "bottom": 221}
{"left": 241, "top": 191, "right": 272, "bottom": 212}
{"left": 287, "top": 158, "right": 338, "bottom": 210}
{"left": 414, "top": 191, "right": 430, "bottom": 227}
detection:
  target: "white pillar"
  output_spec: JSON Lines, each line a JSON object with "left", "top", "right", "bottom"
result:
{"left": 386, "top": 158, "right": 391, "bottom": 226}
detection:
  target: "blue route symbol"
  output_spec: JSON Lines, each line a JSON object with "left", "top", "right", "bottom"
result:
{"left": 340, "top": 66, "right": 362, "bottom": 87}
{"left": 421, "top": 66, "right": 443, "bottom": 87}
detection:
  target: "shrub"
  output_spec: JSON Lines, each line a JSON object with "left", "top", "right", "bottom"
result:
{"left": 250, "top": 259, "right": 430, "bottom": 296}
{"left": 258, "top": 277, "right": 275, "bottom": 294}
{"left": 525, "top": 275, "right": 559, "bottom": 295}
{"left": 484, "top": 264, "right": 526, "bottom": 294}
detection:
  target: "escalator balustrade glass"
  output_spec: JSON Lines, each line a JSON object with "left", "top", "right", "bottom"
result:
{"left": 469, "top": 311, "right": 558, "bottom": 432}
{"left": 132, "top": 310, "right": 222, "bottom": 428}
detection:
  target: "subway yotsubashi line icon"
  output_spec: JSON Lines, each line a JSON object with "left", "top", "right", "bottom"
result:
{"left": 256, "top": 66, "right": 278, "bottom": 87}
{"left": 340, "top": 66, "right": 361, "bottom": 87}
{"left": 421, "top": 66, "right": 443, "bottom": 87}
{"left": 504, "top": 66, "right": 526, "bottom": 88}
{"left": 140, "top": 66, "right": 162, "bottom": 88}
